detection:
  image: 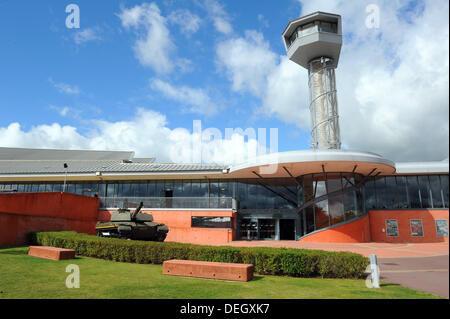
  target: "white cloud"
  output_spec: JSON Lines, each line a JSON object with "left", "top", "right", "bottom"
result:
{"left": 0, "top": 109, "right": 267, "bottom": 165}
{"left": 150, "top": 78, "right": 219, "bottom": 116}
{"left": 73, "top": 27, "right": 102, "bottom": 45}
{"left": 48, "top": 105, "right": 82, "bottom": 119}
{"left": 216, "top": 30, "right": 277, "bottom": 96}
{"left": 215, "top": 30, "right": 309, "bottom": 127}
{"left": 215, "top": 0, "right": 449, "bottom": 161}
{"left": 203, "top": 0, "right": 233, "bottom": 35}
{"left": 118, "top": 2, "right": 176, "bottom": 74}
{"left": 49, "top": 78, "right": 80, "bottom": 95}
{"left": 168, "top": 9, "right": 202, "bottom": 36}
{"left": 257, "top": 14, "right": 269, "bottom": 28}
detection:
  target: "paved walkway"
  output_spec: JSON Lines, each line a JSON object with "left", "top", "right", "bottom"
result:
{"left": 215, "top": 240, "right": 449, "bottom": 298}
{"left": 379, "top": 255, "right": 449, "bottom": 299}
{"left": 219, "top": 240, "right": 449, "bottom": 258}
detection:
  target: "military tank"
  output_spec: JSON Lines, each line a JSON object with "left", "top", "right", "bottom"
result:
{"left": 96, "top": 201, "right": 169, "bottom": 242}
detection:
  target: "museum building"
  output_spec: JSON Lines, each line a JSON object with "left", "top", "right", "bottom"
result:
{"left": 0, "top": 12, "right": 448, "bottom": 245}
{"left": 0, "top": 147, "right": 448, "bottom": 244}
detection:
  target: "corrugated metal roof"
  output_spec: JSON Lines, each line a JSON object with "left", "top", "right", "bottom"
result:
{"left": 0, "top": 160, "right": 227, "bottom": 175}
{"left": 0, "top": 147, "right": 134, "bottom": 161}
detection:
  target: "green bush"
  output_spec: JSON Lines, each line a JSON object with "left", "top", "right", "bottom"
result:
{"left": 28, "top": 231, "right": 369, "bottom": 279}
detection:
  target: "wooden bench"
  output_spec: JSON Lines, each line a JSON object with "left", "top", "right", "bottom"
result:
{"left": 28, "top": 246, "right": 76, "bottom": 261}
{"left": 162, "top": 259, "right": 254, "bottom": 282}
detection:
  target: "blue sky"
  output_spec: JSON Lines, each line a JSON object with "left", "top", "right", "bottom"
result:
{"left": 0, "top": 0, "right": 448, "bottom": 163}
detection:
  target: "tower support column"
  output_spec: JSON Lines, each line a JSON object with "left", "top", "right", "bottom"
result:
{"left": 308, "top": 57, "right": 341, "bottom": 150}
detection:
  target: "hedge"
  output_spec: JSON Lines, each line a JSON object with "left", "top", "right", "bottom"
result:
{"left": 28, "top": 231, "right": 369, "bottom": 279}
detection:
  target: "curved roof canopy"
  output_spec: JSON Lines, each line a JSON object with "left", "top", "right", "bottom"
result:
{"left": 227, "top": 149, "right": 396, "bottom": 178}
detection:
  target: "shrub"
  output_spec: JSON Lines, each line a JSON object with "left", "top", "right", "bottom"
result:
{"left": 29, "top": 231, "right": 369, "bottom": 279}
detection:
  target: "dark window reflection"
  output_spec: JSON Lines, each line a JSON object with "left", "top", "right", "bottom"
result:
{"left": 429, "top": 175, "right": 443, "bottom": 208}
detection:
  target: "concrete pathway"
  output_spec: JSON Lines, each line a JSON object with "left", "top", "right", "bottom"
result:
{"left": 379, "top": 255, "right": 449, "bottom": 299}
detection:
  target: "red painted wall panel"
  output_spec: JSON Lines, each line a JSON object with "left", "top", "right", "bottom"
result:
{"left": 369, "top": 210, "right": 449, "bottom": 243}
{"left": 99, "top": 209, "right": 236, "bottom": 245}
{"left": 299, "top": 215, "right": 371, "bottom": 243}
{"left": 0, "top": 192, "right": 100, "bottom": 246}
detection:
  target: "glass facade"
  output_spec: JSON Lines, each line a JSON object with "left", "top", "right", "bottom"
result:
{"left": 364, "top": 175, "right": 449, "bottom": 210}
{"left": 287, "top": 20, "right": 338, "bottom": 48}
{"left": 0, "top": 174, "right": 448, "bottom": 239}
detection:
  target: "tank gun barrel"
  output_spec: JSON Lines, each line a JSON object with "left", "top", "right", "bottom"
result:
{"left": 131, "top": 201, "right": 144, "bottom": 220}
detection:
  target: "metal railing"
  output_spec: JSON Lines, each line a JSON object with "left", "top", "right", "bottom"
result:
{"left": 100, "top": 197, "right": 233, "bottom": 209}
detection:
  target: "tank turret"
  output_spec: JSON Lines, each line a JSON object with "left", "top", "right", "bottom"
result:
{"left": 96, "top": 201, "right": 169, "bottom": 242}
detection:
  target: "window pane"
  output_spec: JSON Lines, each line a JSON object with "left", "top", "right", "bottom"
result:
{"left": 66, "top": 183, "right": 75, "bottom": 194}
{"left": 209, "top": 181, "right": 219, "bottom": 197}
{"left": 53, "top": 183, "right": 62, "bottom": 192}
{"left": 257, "top": 185, "right": 270, "bottom": 209}
{"left": 106, "top": 183, "right": 115, "bottom": 197}
{"left": 374, "top": 177, "right": 387, "bottom": 209}
{"left": 364, "top": 178, "right": 377, "bottom": 210}
{"left": 135, "top": 183, "right": 147, "bottom": 197}
{"left": 304, "top": 206, "right": 315, "bottom": 234}
{"left": 441, "top": 175, "right": 449, "bottom": 208}
{"left": 314, "top": 179, "right": 327, "bottom": 199}
{"left": 429, "top": 175, "right": 443, "bottom": 208}
{"left": 300, "top": 22, "right": 316, "bottom": 36}
{"left": 79, "top": 183, "right": 90, "bottom": 195}
{"left": 247, "top": 182, "right": 258, "bottom": 209}
{"left": 344, "top": 190, "right": 357, "bottom": 220}
{"left": 319, "top": 21, "right": 337, "bottom": 33}
{"left": 146, "top": 182, "right": 155, "bottom": 197}
{"left": 302, "top": 174, "right": 314, "bottom": 203}
{"left": 329, "top": 194, "right": 344, "bottom": 225}
{"left": 115, "top": 183, "right": 123, "bottom": 197}
{"left": 384, "top": 177, "right": 397, "bottom": 209}
{"left": 326, "top": 173, "right": 342, "bottom": 194}
{"left": 314, "top": 199, "right": 329, "bottom": 230}
{"left": 406, "top": 176, "right": 421, "bottom": 208}
{"left": 182, "top": 180, "right": 192, "bottom": 197}
{"left": 191, "top": 216, "right": 231, "bottom": 229}
{"left": 98, "top": 183, "right": 106, "bottom": 197}
{"left": 237, "top": 181, "right": 248, "bottom": 209}
{"left": 394, "top": 176, "right": 408, "bottom": 209}
{"left": 356, "top": 189, "right": 364, "bottom": 216}
{"left": 418, "top": 176, "right": 431, "bottom": 208}
{"left": 173, "top": 181, "right": 183, "bottom": 197}
{"left": 156, "top": 181, "right": 165, "bottom": 197}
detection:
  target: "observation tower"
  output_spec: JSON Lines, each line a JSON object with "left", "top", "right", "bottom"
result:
{"left": 282, "top": 12, "right": 342, "bottom": 150}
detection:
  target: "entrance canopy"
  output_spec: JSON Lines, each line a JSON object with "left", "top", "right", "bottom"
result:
{"left": 227, "top": 150, "right": 396, "bottom": 179}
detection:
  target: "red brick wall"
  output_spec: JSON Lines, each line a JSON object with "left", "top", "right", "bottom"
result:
{"left": 0, "top": 192, "right": 100, "bottom": 246}
{"left": 369, "top": 210, "right": 449, "bottom": 243}
{"left": 99, "top": 209, "right": 236, "bottom": 245}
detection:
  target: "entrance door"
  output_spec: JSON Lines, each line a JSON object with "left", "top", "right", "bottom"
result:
{"left": 258, "top": 219, "right": 276, "bottom": 240}
{"left": 239, "top": 219, "right": 258, "bottom": 240}
{"left": 279, "top": 219, "right": 295, "bottom": 240}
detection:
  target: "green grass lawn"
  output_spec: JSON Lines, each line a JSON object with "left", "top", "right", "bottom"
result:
{"left": 0, "top": 246, "right": 441, "bottom": 299}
